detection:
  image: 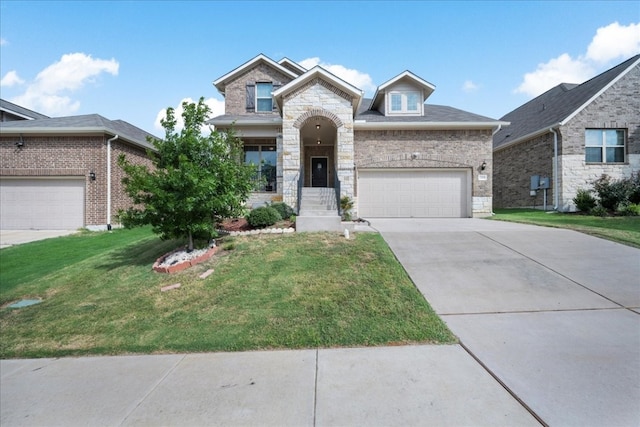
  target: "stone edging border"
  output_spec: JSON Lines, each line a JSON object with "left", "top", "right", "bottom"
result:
{"left": 153, "top": 246, "right": 219, "bottom": 274}
{"left": 227, "top": 227, "right": 295, "bottom": 236}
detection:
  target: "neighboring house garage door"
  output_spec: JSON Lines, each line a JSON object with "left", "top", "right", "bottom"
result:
{"left": 0, "top": 178, "right": 85, "bottom": 229}
{"left": 358, "top": 169, "right": 470, "bottom": 218}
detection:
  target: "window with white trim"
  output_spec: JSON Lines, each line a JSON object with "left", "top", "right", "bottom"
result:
{"left": 256, "top": 82, "right": 273, "bottom": 112}
{"left": 388, "top": 91, "right": 421, "bottom": 114}
{"left": 585, "top": 129, "right": 626, "bottom": 163}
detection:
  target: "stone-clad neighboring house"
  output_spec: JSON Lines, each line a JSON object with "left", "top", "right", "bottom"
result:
{"left": 0, "top": 106, "right": 155, "bottom": 230}
{"left": 493, "top": 54, "right": 640, "bottom": 211}
{"left": 210, "top": 54, "right": 506, "bottom": 230}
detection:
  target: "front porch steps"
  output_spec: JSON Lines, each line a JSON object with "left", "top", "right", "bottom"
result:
{"left": 296, "top": 188, "right": 343, "bottom": 232}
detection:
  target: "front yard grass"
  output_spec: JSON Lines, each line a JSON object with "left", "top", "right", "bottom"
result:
{"left": 490, "top": 208, "right": 640, "bottom": 248}
{"left": 0, "top": 228, "right": 455, "bottom": 358}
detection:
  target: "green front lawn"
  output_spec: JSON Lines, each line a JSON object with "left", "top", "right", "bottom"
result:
{"left": 0, "top": 228, "right": 455, "bottom": 359}
{"left": 490, "top": 209, "right": 640, "bottom": 248}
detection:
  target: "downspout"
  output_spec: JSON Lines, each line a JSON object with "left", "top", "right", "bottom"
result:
{"left": 549, "top": 127, "right": 559, "bottom": 210}
{"left": 107, "top": 135, "right": 119, "bottom": 230}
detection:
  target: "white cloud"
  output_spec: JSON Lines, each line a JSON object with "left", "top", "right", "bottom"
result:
{"left": 462, "top": 80, "right": 479, "bottom": 92}
{"left": 1, "top": 70, "right": 24, "bottom": 87}
{"left": 10, "top": 53, "right": 119, "bottom": 116}
{"left": 515, "top": 53, "right": 594, "bottom": 97}
{"left": 0, "top": 38, "right": 7, "bottom": 46}
{"left": 154, "top": 97, "right": 225, "bottom": 133}
{"left": 515, "top": 21, "right": 639, "bottom": 98}
{"left": 586, "top": 22, "right": 640, "bottom": 63}
{"left": 298, "top": 57, "right": 374, "bottom": 92}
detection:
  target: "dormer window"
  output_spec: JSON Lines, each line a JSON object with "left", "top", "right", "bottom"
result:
{"left": 256, "top": 82, "right": 273, "bottom": 112}
{"left": 388, "top": 91, "right": 421, "bottom": 115}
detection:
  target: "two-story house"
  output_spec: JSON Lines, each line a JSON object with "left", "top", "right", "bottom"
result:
{"left": 210, "top": 54, "right": 507, "bottom": 230}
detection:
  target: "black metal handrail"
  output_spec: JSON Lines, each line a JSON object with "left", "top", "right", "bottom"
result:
{"left": 334, "top": 169, "right": 342, "bottom": 216}
{"left": 297, "top": 165, "right": 304, "bottom": 215}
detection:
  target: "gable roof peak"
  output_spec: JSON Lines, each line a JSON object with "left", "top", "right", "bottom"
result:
{"left": 212, "top": 53, "right": 298, "bottom": 96}
{"left": 369, "top": 70, "right": 436, "bottom": 111}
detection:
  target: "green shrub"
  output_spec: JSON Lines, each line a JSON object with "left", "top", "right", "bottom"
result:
{"left": 340, "top": 196, "right": 354, "bottom": 221}
{"left": 573, "top": 189, "right": 597, "bottom": 212}
{"left": 590, "top": 205, "right": 608, "bottom": 217}
{"left": 618, "top": 203, "right": 640, "bottom": 216}
{"left": 247, "top": 206, "right": 282, "bottom": 228}
{"left": 592, "top": 173, "right": 640, "bottom": 211}
{"left": 270, "top": 202, "right": 294, "bottom": 220}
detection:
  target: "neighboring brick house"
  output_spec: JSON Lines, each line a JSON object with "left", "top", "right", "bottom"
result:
{"left": 0, "top": 108, "right": 155, "bottom": 230}
{"left": 493, "top": 54, "right": 640, "bottom": 211}
{"left": 210, "top": 54, "right": 506, "bottom": 229}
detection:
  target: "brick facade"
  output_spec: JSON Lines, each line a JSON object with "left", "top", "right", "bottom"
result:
{"left": 224, "top": 64, "right": 294, "bottom": 116}
{"left": 494, "top": 63, "right": 640, "bottom": 211}
{"left": 355, "top": 129, "right": 494, "bottom": 215}
{"left": 0, "top": 135, "right": 151, "bottom": 229}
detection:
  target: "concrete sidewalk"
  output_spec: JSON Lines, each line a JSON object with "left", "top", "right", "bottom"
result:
{"left": 373, "top": 218, "right": 640, "bottom": 426}
{"left": 1, "top": 345, "right": 538, "bottom": 426}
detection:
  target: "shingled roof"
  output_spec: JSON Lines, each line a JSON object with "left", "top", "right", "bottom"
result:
{"left": 0, "top": 98, "right": 50, "bottom": 120}
{"left": 0, "top": 114, "right": 156, "bottom": 150}
{"left": 493, "top": 54, "right": 640, "bottom": 150}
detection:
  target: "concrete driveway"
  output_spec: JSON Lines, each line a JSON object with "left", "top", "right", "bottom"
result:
{"left": 372, "top": 218, "right": 640, "bottom": 426}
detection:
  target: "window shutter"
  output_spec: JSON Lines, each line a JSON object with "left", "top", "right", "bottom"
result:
{"left": 272, "top": 83, "right": 281, "bottom": 111}
{"left": 246, "top": 83, "right": 255, "bottom": 112}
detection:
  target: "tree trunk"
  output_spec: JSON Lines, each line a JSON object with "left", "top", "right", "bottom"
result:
{"left": 187, "top": 231, "right": 194, "bottom": 252}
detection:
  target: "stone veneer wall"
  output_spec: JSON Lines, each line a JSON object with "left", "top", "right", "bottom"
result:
{"left": 0, "top": 135, "right": 151, "bottom": 228}
{"left": 281, "top": 80, "right": 355, "bottom": 212}
{"left": 558, "top": 64, "right": 640, "bottom": 211}
{"left": 493, "top": 133, "right": 554, "bottom": 209}
{"left": 354, "top": 129, "right": 493, "bottom": 216}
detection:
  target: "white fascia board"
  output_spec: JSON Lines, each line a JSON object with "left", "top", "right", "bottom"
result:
{"left": 369, "top": 71, "right": 436, "bottom": 110}
{"left": 0, "top": 108, "right": 37, "bottom": 120}
{"left": 212, "top": 54, "right": 299, "bottom": 95}
{"left": 273, "top": 66, "right": 363, "bottom": 115}
{"left": 0, "top": 126, "right": 154, "bottom": 150}
{"left": 560, "top": 56, "right": 640, "bottom": 126}
{"left": 354, "top": 121, "right": 509, "bottom": 131}
{"left": 278, "top": 57, "right": 307, "bottom": 75}
{"left": 492, "top": 124, "right": 559, "bottom": 152}
{"left": 209, "top": 118, "right": 283, "bottom": 126}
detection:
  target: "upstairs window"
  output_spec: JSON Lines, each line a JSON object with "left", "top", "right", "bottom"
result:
{"left": 585, "top": 129, "right": 625, "bottom": 163}
{"left": 256, "top": 82, "right": 273, "bottom": 112}
{"left": 388, "top": 91, "right": 421, "bottom": 114}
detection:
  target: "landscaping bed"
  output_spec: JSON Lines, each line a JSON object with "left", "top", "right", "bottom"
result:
{"left": 0, "top": 227, "right": 455, "bottom": 358}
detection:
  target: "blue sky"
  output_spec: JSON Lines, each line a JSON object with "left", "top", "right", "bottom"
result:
{"left": 1, "top": 1, "right": 638, "bottom": 135}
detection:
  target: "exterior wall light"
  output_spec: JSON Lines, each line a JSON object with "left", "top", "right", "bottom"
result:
{"left": 16, "top": 135, "right": 24, "bottom": 148}
{"left": 89, "top": 171, "right": 96, "bottom": 181}
{"left": 480, "top": 161, "right": 487, "bottom": 171}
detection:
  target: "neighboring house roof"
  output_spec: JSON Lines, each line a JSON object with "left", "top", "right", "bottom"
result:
{"left": 0, "top": 98, "right": 50, "bottom": 120}
{"left": 213, "top": 54, "right": 299, "bottom": 96}
{"left": 369, "top": 71, "right": 436, "bottom": 111}
{"left": 0, "top": 114, "right": 156, "bottom": 150}
{"left": 494, "top": 54, "right": 640, "bottom": 151}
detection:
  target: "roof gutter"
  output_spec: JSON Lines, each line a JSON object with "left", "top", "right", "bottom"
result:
{"left": 107, "top": 134, "right": 119, "bottom": 230}
{"left": 549, "top": 127, "right": 559, "bottom": 210}
{"left": 354, "top": 121, "right": 509, "bottom": 131}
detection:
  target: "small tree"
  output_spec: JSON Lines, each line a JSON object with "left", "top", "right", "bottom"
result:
{"left": 118, "top": 97, "right": 254, "bottom": 251}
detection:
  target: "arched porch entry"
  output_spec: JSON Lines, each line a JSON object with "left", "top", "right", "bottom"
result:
{"left": 295, "top": 110, "right": 341, "bottom": 189}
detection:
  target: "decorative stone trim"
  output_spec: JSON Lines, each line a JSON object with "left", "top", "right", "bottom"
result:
{"left": 293, "top": 108, "right": 344, "bottom": 129}
{"left": 358, "top": 153, "right": 471, "bottom": 168}
{"left": 153, "top": 246, "right": 219, "bottom": 274}
{"left": 286, "top": 78, "right": 353, "bottom": 107}
{"left": 228, "top": 227, "right": 295, "bottom": 236}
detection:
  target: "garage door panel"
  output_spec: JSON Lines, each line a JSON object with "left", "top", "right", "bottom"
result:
{"left": 0, "top": 179, "right": 85, "bottom": 230}
{"left": 358, "top": 169, "right": 468, "bottom": 218}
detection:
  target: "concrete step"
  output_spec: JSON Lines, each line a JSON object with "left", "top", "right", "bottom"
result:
{"left": 299, "top": 209, "right": 340, "bottom": 216}
{"left": 295, "top": 215, "right": 342, "bottom": 232}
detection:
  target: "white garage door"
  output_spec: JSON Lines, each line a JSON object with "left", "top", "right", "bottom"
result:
{"left": 0, "top": 178, "right": 85, "bottom": 229}
{"left": 358, "top": 169, "right": 469, "bottom": 218}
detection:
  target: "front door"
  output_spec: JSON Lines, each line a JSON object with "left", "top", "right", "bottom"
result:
{"left": 311, "top": 157, "right": 328, "bottom": 187}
